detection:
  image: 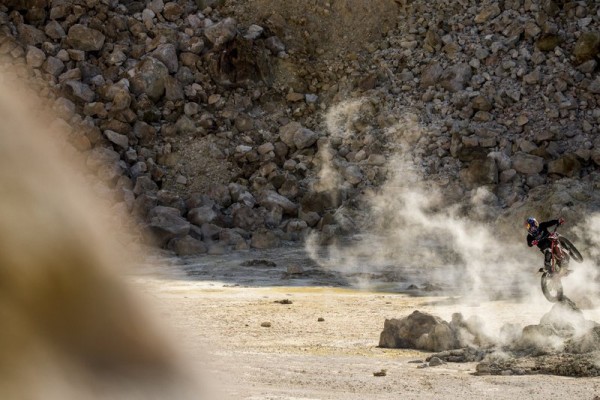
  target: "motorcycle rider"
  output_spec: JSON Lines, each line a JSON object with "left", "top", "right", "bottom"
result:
{"left": 525, "top": 216, "right": 566, "bottom": 270}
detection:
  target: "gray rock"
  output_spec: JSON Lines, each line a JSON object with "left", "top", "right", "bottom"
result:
{"left": 43, "top": 56, "right": 65, "bottom": 76}
{"left": 379, "top": 310, "right": 457, "bottom": 352}
{"left": 147, "top": 0, "right": 164, "bottom": 13}
{"left": 63, "top": 80, "right": 95, "bottom": 103}
{"left": 279, "top": 121, "right": 303, "bottom": 148}
{"left": 440, "top": 64, "right": 472, "bottom": 92}
{"left": 207, "top": 184, "right": 232, "bottom": 208}
{"left": 152, "top": 43, "right": 178, "bottom": 73}
{"left": 428, "top": 357, "right": 444, "bottom": 367}
{"left": 265, "top": 36, "right": 285, "bottom": 55}
{"left": 45, "top": 20, "right": 66, "bottom": 40}
{"left": 512, "top": 152, "right": 544, "bottom": 174}
{"left": 162, "top": 2, "right": 183, "bottom": 21}
{"left": 204, "top": 17, "right": 237, "bottom": 47}
{"left": 67, "top": 24, "right": 105, "bottom": 51}
{"left": 111, "top": 88, "right": 131, "bottom": 111}
{"left": 244, "top": 24, "right": 264, "bottom": 40}
{"left": 343, "top": 165, "right": 363, "bottom": 185}
{"left": 573, "top": 32, "right": 600, "bottom": 64}
{"left": 104, "top": 130, "right": 129, "bottom": 149}
{"left": 134, "top": 121, "right": 156, "bottom": 146}
{"left": 474, "top": 4, "right": 501, "bottom": 23}
{"left": 168, "top": 235, "right": 207, "bottom": 256}
{"left": 128, "top": 57, "right": 169, "bottom": 101}
{"left": 218, "top": 229, "right": 247, "bottom": 247}
{"left": 201, "top": 223, "right": 223, "bottom": 241}
{"left": 25, "top": 45, "right": 45, "bottom": 68}
{"left": 420, "top": 62, "right": 443, "bottom": 88}
{"left": 133, "top": 175, "right": 159, "bottom": 195}
{"left": 232, "top": 205, "right": 263, "bottom": 231}
{"left": 547, "top": 155, "right": 581, "bottom": 177}
{"left": 587, "top": 77, "right": 600, "bottom": 94}
{"left": 188, "top": 206, "right": 218, "bottom": 226}
{"left": 294, "top": 127, "right": 318, "bottom": 149}
{"left": 251, "top": 229, "right": 281, "bottom": 249}
{"left": 148, "top": 206, "right": 190, "bottom": 247}
{"left": 17, "top": 24, "right": 47, "bottom": 46}
{"left": 258, "top": 190, "right": 297, "bottom": 215}
{"left": 229, "top": 183, "right": 256, "bottom": 206}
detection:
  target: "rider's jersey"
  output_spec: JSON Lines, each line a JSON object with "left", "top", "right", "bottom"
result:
{"left": 527, "top": 219, "right": 560, "bottom": 250}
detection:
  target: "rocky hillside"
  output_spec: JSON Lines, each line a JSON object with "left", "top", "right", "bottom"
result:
{"left": 2, "top": 0, "right": 600, "bottom": 254}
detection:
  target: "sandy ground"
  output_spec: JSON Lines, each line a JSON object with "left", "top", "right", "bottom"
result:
{"left": 130, "top": 248, "right": 600, "bottom": 400}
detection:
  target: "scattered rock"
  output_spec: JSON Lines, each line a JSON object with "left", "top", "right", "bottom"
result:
{"left": 67, "top": 24, "right": 105, "bottom": 51}
{"left": 287, "top": 265, "right": 304, "bottom": 275}
{"left": 428, "top": 357, "right": 444, "bottom": 367}
{"left": 240, "top": 259, "right": 277, "bottom": 267}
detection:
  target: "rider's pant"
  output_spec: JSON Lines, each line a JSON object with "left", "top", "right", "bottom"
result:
{"left": 543, "top": 249, "right": 552, "bottom": 268}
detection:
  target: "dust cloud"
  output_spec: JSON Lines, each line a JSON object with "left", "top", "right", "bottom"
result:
{"left": 0, "top": 69, "right": 208, "bottom": 399}
{"left": 308, "top": 97, "right": 600, "bottom": 335}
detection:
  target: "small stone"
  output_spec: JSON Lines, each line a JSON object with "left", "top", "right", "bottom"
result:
{"left": 318, "top": 317, "right": 325, "bottom": 322}
{"left": 286, "top": 92, "right": 304, "bottom": 102}
{"left": 176, "top": 175, "right": 188, "bottom": 185}
{"left": 26, "top": 46, "right": 45, "bottom": 68}
{"left": 373, "top": 369, "right": 387, "bottom": 377}
{"left": 428, "top": 357, "right": 444, "bottom": 367}
{"left": 287, "top": 265, "right": 304, "bottom": 275}
{"left": 244, "top": 24, "right": 264, "bottom": 40}
{"left": 260, "top": 322, "right": 271, "bottom": 328}
{"left": 516, "top": 115, "right": 529, "bottom": 126}
{"left": 104, "top": 130, "right": 129, "bottom": 149}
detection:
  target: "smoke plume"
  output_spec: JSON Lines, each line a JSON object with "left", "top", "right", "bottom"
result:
{"left": 308, "top": 97, "right": 600, "bottom": 333}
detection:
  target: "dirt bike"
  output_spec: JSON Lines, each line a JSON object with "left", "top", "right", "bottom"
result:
{"left": 538, "top": 225, "right": 583, "bottom": 302}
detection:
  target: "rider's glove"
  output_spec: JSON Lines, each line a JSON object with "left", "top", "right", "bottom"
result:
{"left": 558, "top": 217, "right": 565, "bottom": 225}
{"left": 531, "top": 240, "right": 538, "bottom": 246}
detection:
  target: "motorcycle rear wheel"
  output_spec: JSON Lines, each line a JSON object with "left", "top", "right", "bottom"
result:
{"left": 541, "top": 272, "right": 563, "bottom": 302}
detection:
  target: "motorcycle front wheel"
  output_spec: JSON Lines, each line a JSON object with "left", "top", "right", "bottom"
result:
{"left": 541, "top": 272, "right": 563, "bottom": 302}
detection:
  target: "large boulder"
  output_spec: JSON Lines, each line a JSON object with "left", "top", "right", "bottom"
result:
{"left": 67, "top": 24, "right": 105, "bottom": 51}
{"left": 206, "top": 184, "right": 232, "bottom": 208}
{"left": 128, "top": 57, "right": 169, "bottom": 101}
{"left": 379, "top": 310, "right": 457, "bottom": 352}
{"left": 250, "top": 229, "right": 281, "bottom": 249}
{"left": 420, "top": 62, "right": 443, "bottom": 88}
{"left": 257, "top": 190, "right": 298, "bottom": 215}
{"left": 547, "top": 155, "right": 581, "bottom": 177}
{"left": 152, "top": 43, "right": 178, "bottom": 73}
{"left": 232, "top": 205, "right": 264, "bottom": 231}
{"left": 147, "top": 206, "right": 190, "bottom": 247}
{"left": 279, "top": 122, "right": 318, "bottom": 149}
{"left": 573, "top": 32, "right": 600, "bottom": 64}
{"left": 440, "top": 64, "right": 472, "bottom": 92}
{"left": 512, "top": 152, "right": 544, "bottom": 174}
{"left": 188, "top": 206, "right": 218, "bottom": 226}
{"left": 167, "top": 235, "right": 207, "bottom": 256}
